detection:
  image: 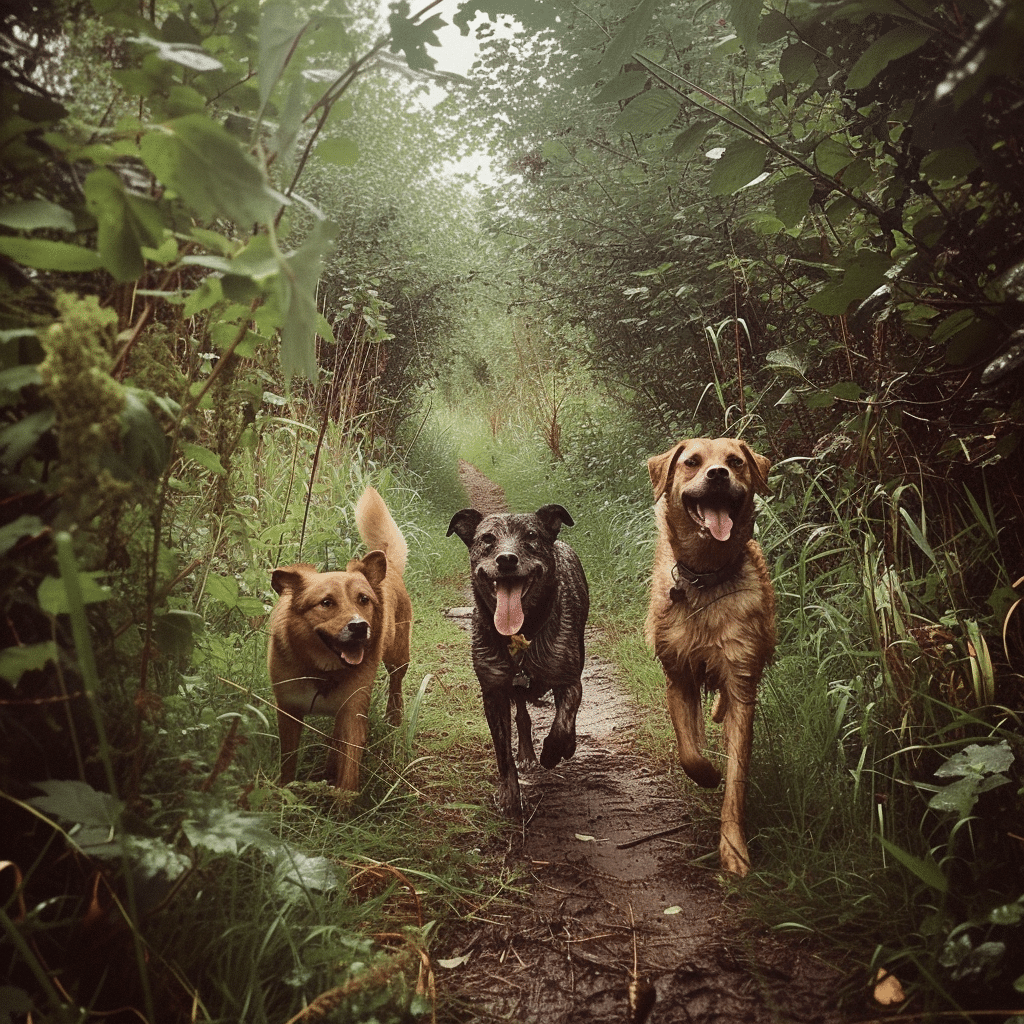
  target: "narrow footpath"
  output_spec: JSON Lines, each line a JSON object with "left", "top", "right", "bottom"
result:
{"left": 438, "top": 462, "right": 850, "bottom": 1023}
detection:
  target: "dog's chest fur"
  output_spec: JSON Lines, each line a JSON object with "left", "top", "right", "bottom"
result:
{"left": 648, "top": 537, "right": 776, "bottom": 680}
{"left": 471, "top": 540, "right": 587, "bottom": 690}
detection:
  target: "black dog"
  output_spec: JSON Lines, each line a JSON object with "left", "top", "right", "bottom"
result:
{"left": 447, "top": 505, "right": 589, "bottom": 814}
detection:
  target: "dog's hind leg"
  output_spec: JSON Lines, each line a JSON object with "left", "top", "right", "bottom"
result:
{"left": 513, "top": 693, "right": 537, "bottom": 768}
{"left": 540, "top": 680, "right": 581, "bottom": 768}
{"left": 666, "top": 670, "right": 722, "bottom": 789}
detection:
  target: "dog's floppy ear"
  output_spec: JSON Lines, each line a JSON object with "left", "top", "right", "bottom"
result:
{"left": 647, "top": 442, "right": 688, "bottom": 503}
{"left": 739, "top": 442, "right": 772, "bottom": 496}
{"left": 350, "top": 549, "right": 387, "bottom": 588}
{"left": 271, "top": 564, "right": 316, "bottom": 596}
{"left": 536, "top": 504, "right": 574, "bottom": 536}
{"left": 447, "top": 509, "right": 483, "bottom": 547}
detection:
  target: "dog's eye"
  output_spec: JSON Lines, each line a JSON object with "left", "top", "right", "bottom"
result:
{"left": 525, "top": 530, "right": 538, "bottom": 541}
{"left": 683, "top": 456, "right": 699, "bottom": 467}
{"left": 728, "top": 456, "right": 745, "bottom": 469}
{"left": 479, "top": 533, "right": 496, "bottom": 546}
{"left": 319, "top": 597, "right": 334, "bottom": 608}
{"left": 358, "top": 593, "right": 371, "bottom": 605}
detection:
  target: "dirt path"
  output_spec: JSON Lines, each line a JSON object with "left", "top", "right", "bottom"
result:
{"left": 440, "top": 462, "right": 849, "bottom": 1023}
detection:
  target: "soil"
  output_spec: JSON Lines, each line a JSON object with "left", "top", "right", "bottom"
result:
{"left": 437, "top": 462, "right": 853, "bottom": 1024}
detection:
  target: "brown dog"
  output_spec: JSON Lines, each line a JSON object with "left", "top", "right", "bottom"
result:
{"left": 645, "top": 438, "right": 776, "bottom": 876}
{"left": 268, "top": 486, "right": 412, "bottom": 795}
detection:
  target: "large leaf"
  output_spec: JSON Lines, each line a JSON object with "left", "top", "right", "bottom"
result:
{"left": 595, "top": 0, "right": 659, "bottom": 76}
{"left": 389, "top": 1, "right": 444, "bottom": 71}
{"left": 846, "top": 24, "right": 932, "bottom": 90}
{"left": 728, "top": 0, "right": 761, "bottom": 56}
{"left": 806, "top": 251, "right": 892, "bottom": 315}
{"left": 277, "top": 218, "right": 337, "bottom": 380}
{"left": 83, "top": 168, "right": 165, "bottom": 282}
{"left": 0, "top": 237, "right": 102, "bottom": 272}
{"left": 773, "top": 173, "right": 815, "bottom": 226}
{"left": 709, "top": 138, "right": 767, "bottom": 195}
{"left": 139, "top": 115, "right": 285, "bottom": 226}
{"left": 0, "top": 641, "right": 58, "bottom": 684}
{"left": 0, "top": 199, "right": 75, "bottom": 232}
{"left": 613, "top": 90, "right": 680, "bottom": 135}
{"left": 258, "top": 5, "right": 310, "bottom": 111}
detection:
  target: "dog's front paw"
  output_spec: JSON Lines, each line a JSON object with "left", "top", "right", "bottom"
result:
{"left": 540, "top": 730, "right": 576, "bottom": 769}
{"left": 516, "top": 743, "right": 538, "bottom": 771}
{"left": 494, "top": 781, "right": 523, "bottom": 817}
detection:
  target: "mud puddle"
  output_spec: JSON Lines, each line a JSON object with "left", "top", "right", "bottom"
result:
{"left": 438, "top": 462, "right": 849, "bottom": 1023}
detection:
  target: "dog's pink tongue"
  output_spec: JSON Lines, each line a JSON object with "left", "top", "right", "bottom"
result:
{"left": 701, "top": 506, "right": 734, "bottom": 542}
{"left": 494, "top": 582, "right": 525, "bottom": 636}
{"left": 340, "top": 648, "right": 364, "bottom": 666}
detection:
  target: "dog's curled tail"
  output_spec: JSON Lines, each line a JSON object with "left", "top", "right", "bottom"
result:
{"left": 355, "top": 486, "right": 408, "bottom": 577}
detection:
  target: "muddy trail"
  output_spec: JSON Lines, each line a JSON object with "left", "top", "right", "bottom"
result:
{"left": 439, "top": 461, "right": 850, "bottom": 1024}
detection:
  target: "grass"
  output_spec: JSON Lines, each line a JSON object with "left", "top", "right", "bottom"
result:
{"left": 9, "top": 378, "right": 1021, "bottom": 1022}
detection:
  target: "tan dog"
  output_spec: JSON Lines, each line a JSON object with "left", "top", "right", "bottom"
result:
{"left": 268, "top": 486, "right": 412, "bottom": 795}
{"left": 645, "top": 438, "right": 776, "bottom": 876}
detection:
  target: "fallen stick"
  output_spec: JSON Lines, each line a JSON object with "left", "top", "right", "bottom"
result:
{"left": 616, "top": 824, "right": 687, "bottom": 850}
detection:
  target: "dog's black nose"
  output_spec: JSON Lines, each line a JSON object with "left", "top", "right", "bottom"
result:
{"left": 344, "top": 620, "right": 369, "bottom": 640}
{"left": 706, "top": 465, "right": 730, "bottom": 480}
{"left": 496, "top": 551, "right": 519, "bottom": 571}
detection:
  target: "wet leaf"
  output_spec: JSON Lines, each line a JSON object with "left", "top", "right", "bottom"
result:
{"left": 663, "top": 905, "right": 682, "bottom": 915}
{"left": 437, "top": 954, "right": 471, "bottom": 969}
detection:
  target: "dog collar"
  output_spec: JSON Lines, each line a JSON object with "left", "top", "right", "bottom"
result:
{"left": 670, "top": 553, "right": 745, "bottom": 597}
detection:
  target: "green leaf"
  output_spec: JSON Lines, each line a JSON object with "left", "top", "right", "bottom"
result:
{"left": 814, "top": 137, "right": 853, "bottom": 177}
{"left": 180, "top": 441, "right": 226, "bottom": 476}
{"left": 389, "top": 1, "right": 443, "bottom": 71}
{"left": 109, "top": 388, "right": 171, "bottom": 479}
{"left": 258, "top": 5, "right": 309, "bottom": 111}
{"left": 139, "top": 115, "right": 285, "bottom": 226}
{"left": 595, "top": 0, "right": 658, "bottom": 75}
{"left": 316, "top": 134, "right": 360, "bottom": 167}
{"left": 152, "top": 609, "right": 203, "bottom": 660}
{"left": 920, "top": 144, "right": 980, "bottom": 183}
{"left": 846, "top": 24, "right": 932, "bottom": 91}
{"left": 935, "top": 740, "right": 1014, "bottom": 779}
{"left": 205, "top": 573, "right": 240, "bottom": 607}
{"left": 670, "top": 120, "right": 713, "bottom": 159}
{"left": 879, "top": 837, "right": 948, "bottom": 894}
{"left": 0, "top": 641, "right": 59, "bottom": 684}
{"left": 0, "top": 237, "right": 102, "bottom": 272}
{"left": 613, "top": 90, "right": 680, "bottom": 135}
{"left": 277, "top": 217, "right": 337, "bottom": 380}
{"left": 773, "top": 173, "right": 814, "bottom": 227}
{"left": 0, "top": 200, "right": 76, "bottom": 232}
{"left": 0, "top": 514, "right": 44, "bottom": 557}
{"left": 30, "top": 779, "right": 123, "bottom": 831}
{"left": 709, "top": 138, "right": 767, "bottom": 196}
{"left": 38, "top": 573, "right": 111, "bottom": 615}
{"left": 83, "top": 169, "right": 165, "bottom": 282}
{"left": 0, "top": 409, "right": 55, "bottom": 469}
{"left": 728, "top": 0, "right": 760, "bottom": 56}
{"left": 806, "top": 251, "right": 892, "bottom": 315}
{"left": 779, "top": 42, "right": 816, "bottom": 84}
{"left": 595, "top": 71, "right": 648, "bottom": 104}
{"left": 183, "top": 805, "right": 276, "bottom": 855}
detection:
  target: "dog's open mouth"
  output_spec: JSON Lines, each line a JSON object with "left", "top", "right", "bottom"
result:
{"left": 492, "top": 578, "right": 529, "bottom": 636}
{"left": 317, "top": 630, "right": 368, "bottom": 666}
{"left": 686, "top": 499, "right": 736, "bottom": 542}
